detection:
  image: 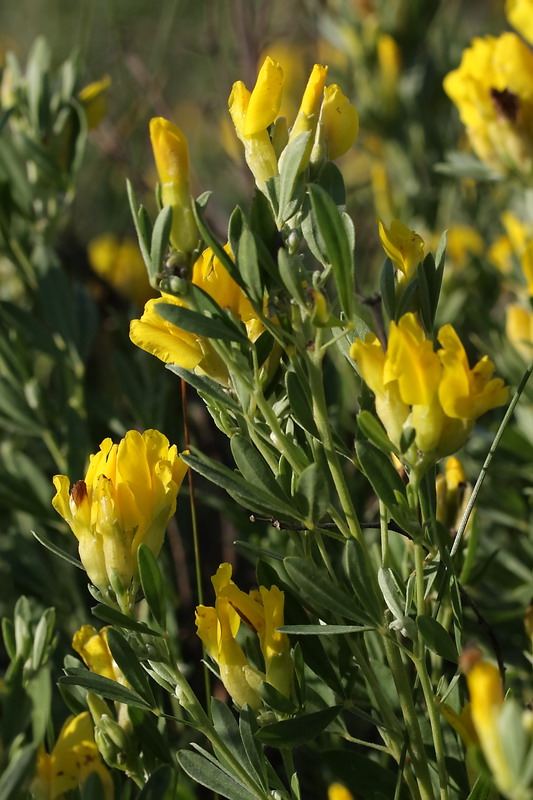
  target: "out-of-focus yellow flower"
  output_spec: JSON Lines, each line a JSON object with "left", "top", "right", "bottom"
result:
{"left": 488, "top": 234, "right": 514, "bottom": 274}
{"left": 129, "top": 245, "right": 263, "bottom": 383}
{"left": 52, "top": 430, "right": 186, "bottom": 608}
{"left": 502, "top": 210, "right": 529, "bottom": 254}
{"left": 149, "top": 117, "right": 198, "bottom": 256}
{"left": 31, "top": 712, "right": 113, "bottom": 800}
{"left": 228, "top": 57, "right": 358, "bottom": 191}
{"left": 377, "top": 218, "right": 425, "bottom": 283}
{"left": 78, "top": 75, "right": 111, "bottom": 129}
{"left": 443, "top": 33, "right": 533, "bottom": 176}
{"left": 441, "top": 702, "right": 479, "bottom": 748}
{"left": 436, "top": 456, "right": 473, "bottom": 534}
{"left": 72, "top": 625, "right": 123, "bottom": 683}
{"left": 377, "top": 34, "right": 401, "bottom": 107}
{"left": 328, "top": 783, "right": 355, "bottom": 800}
{"left": 88, "top": 234, "right": 155, "bottom": 307}
{"left": 506, "top": 303, "right": 533, "bottom": 360}
{"left": 465, "top": 658, "right": 513, "bottom": 795}
{"left": 196, "top": 564, "right": 293, "bottom": 710}
{"left": 506, "top": 0, "right": 533, "bottom": 46}
{"left": 444, "top": 225, "right": 484, "bottom": 269}
{"left": 351, "top": 313, "right": 508, "bottom": 464}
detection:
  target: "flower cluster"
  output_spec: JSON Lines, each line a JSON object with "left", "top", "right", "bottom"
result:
{"left": 52, "top": 430, "right": 186, "bottom": 608}
{"left": 443, "top": 7, "right": 533, "bottom": 176}
{"left": 196, "top": 563, "right": 293, "bottom": 710}
{"left": 228, "top": 56, "right": 359, "bottom": 191}
{"left": 351, "top": 313, "right": 508, "bottom": 466}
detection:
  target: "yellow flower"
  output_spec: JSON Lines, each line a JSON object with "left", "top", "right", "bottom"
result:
{"left": 320, "top": 84, "right": 359, "bottom": 161}
{"left": 506, "top": 303, "right": 533, "bottom": 360}
{"left": 436, "top": 456, "right": 473, "bottom": 534}
{"left": 78, "top": 75, "right": 111, "bottom": 129}
{"left": 444, "top": 225, "right": 484, "bottom": 269}
{"left": 377, "top": 218, "right": 425, "bottom": 282}
{"left": 149, "top": 117, "right": 198, "bottom": 255}
{"left": 31, "top": 712, "right": 113, "bottom": 800}
{"left": 377, "top": 34, "right": 401, "bottom": 108}
{"left": 88, "top": 234, "right": 155, "bottom": 307}
{"left": 228, "top": 57, "right": 358, "bottom": 190}
{"left": 443, "top": 33, "right": 533, "bottom": 175}
{"left": 465, "top": 658, "right": 513, "bottom": 794}
{"left": 129, "top": 245, "right": 263, "bottom": 382}
{"left": 506, "top": 0, "right": 533, "bottom": 46}
{"left": 351, "top": 313, "right": 508, "bottom": 463}
{"left": 72, "top": 625, "right": 122, "bottom": 682}
{"left": 196, "top": 564, "right": 293, "bottom": 710}
{"left": 52, "top": 430, "right": 187, "bottom": 607}
{"left": 328, "top": 783, "right": 355, "bottom": 800}
{"left": 441, "top": 702, "right": 479, "bottom": 748}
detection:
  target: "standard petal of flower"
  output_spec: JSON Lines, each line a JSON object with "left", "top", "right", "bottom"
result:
{"left": 72, "top": 625, "right": 116, "bottom": 681}
{"left": 244, "top": 57, "right": 284, "bottom": 136}
{"left": 129, "top": 297, "right": 204, "bottom": 368}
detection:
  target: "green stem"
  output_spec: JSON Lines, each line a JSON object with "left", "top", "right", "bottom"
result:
{"left": 383, "top": 633, "right": 435, "bottom": 800}
{"left": 413, "top": 654, "right": 450, "bottom": 800}
{"left": 305, "top": 340, "right": 362, "bottom": 543}
{"left": 380, "top": 500, "right": 390, "bottom": 568}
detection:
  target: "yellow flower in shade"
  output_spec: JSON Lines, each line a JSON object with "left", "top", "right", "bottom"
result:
{"left": 228, "top": 57, "right": 358, "bottom": 191}
{"left": 464, "top": 657, "right": 513, "bottom": 795}
{"left": 52, "top": 430, "right": 187, "bottom": 608}
{"left": 31, "top": 712, "right": 113, "bottom": 800}
{"left": 377, "top": 34, "right": 401, "bottom": 110}
{"left": 443, "top": 33, "right": 533, "bottom": 175}
{"left": 88, "top": 234, "right": 155, "bottom": 307}
{"left": 436, "top": 456, "right": 473, "bottom": 534}
{"left": 149, "top": 117, "right": 198, "bottom": 256}
{"left": 506, "top": 0, "right": 533, "bottom": 46}
{"left": 78, "top": 75, "right": 111, "bottom": 129}
{"left": 72, "top": 625, "right": 123, "bottom": 683}
{"left": 377, "top": 218, "right": 425, "bottom": 282}
{"left": 195, "top": 564, "right": 293, "bottom": 710}
{"left": 328, "top": 784, "right": 355, "bottom": 800}
{"left": 506, "top": 303, "right": 533, "bottom": 360}
{"left": 444, "top": 225, "right": 484, "bottom": 269}
{"left": 129, "top": 245, "right": 263, "bottom": 383}
{"left": 441, "top": 702, "right": 479, "bottom": 748}
{"left": 351, "top": 313, "right": 508, "bottom": 463}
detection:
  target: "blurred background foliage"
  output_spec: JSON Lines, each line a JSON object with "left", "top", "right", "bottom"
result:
{"left": 0, "top": 0, "right": 532, "bottom": 737}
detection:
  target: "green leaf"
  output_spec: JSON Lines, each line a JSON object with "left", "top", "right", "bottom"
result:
{"left": 181, "top": 448, "right": 303, "bottom": 522}
{"left": 127, "top": 180, "right": 152, "bottom": 273}
{"left": 355, "top": 440, "right": 411, "bottom": 527}
{"left": 464, "top": 773, "right": 494, "bottom": 800}
{"left": 31, "top": 530, "right": 84, "bottom": 570}
{"left": 284, "top": 556, "right": 374, "bottom": 625}
{"left": 166, "top": 365, "right": 240, "bottom": 412}
{"left": 259, "top": 681, "right": 298, "bottom": 715}
{"left": 211, "top": 698, "right": 247, "bottom": 768}
{"left": 357, "top": 411, "right": 398, "bottom": 456}
{"left": 417, "top": 615, "right": 458, "bottom": 663}
{"left": 91, "top": 604, "right": 161, "bottom": 637}
{"left": 323, "top": 749, "right": 408, "bottom": 799}
{"left": 105, "top": 629, "right": 156, "bottom": 706}
{"left": 286, "top": 371, "right": 319, "bottom": 437}
{"left": 308, "top": 184, "right": 354, "bottom": 319}
{"left": 317, "top": 162, "right": 346, "bottom": 206}
{"left": 278, "top": 624, "right": 373, "bottom": 634}
{"left": 380, "top": 258, "right": 396, "bottom": 321}
{"left": 295, "top": 463, "right": 330, "bottom": 525}
{"left": 343, "top": 539, "right": 383, "bottom": 624}
{"left": 59, "top": 670, "right": 153, "bottom": 709}
{"left": 138, "top": 544, "right": 166, "bottom": 628}
{"left": 230, "top": 435, "right": 285, "bottom": 500}
{"left": 150, "top": 205, "right": 173, "bottom": 282}
{"left": 0, "top": 744, "right": 37, "bottom": 800}
{"left": 156, "top": 303, "right": 247, "bottom": 344}
{"left": 31, "top": 608, "right": 55, "bottom": 671}
{"left": 237, "top": 227, "right": 262, "bottom": 304}
{"left": 278, "top": 131, "right": 312, "bottom": 224}
{"left": 1, "top": 618, "right": 16, "bottom": 660}
{"left": 278, "top": 248, "right": 307, "bottom": 306}
{"left": 177, "top": 750, "right": 257, "bottom": 800}
{"left": 378, "top": 568, "right": 406, "bottom": 623}
{"left": 255, "top": 706, "right": 341, "bottom": 748}
{"left": 239, "top": 707, "right": 267, "bottom": 789}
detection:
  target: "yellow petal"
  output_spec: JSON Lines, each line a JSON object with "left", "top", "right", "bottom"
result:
{"left": 350, "top": 333, "right": 386, "bottom": 397}
{"left": 49, "top": 713, "right": 114, "bottom": 800}
{"left": 244, "top": 57, "right": 284, "bottom": 136}
{"left": 72, "top": 625, "right": 116, "bottom": 681}
{"left": 378, "top": 219, "right": 425, "bottom": 279}
{"left": 321, "top": 84, "right": 359, "bottom": 160}
{"left": 129, "top": 296, "right": 204, "bottom": 368}
{"left": 385, "top": 314, "right": 441, "bottom": 406}
{"left": 506, "top": 0, "right": 533, "bottom": 45}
